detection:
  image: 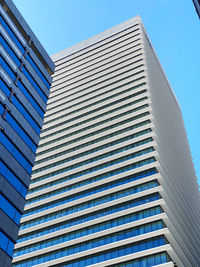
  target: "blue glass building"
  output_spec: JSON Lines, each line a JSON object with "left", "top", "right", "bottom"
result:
{"left": 12, "top": 16, "right": 200, "bottom": 267}
{"left": 0, "top": 0, "right": 54, "bottom": 265}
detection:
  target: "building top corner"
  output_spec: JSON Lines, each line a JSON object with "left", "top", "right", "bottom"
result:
{"left": 51, "top": 15, "right": 142, "bottom": 63}
{"left": 1, "top": 0, "right": 55, "bottom": 73}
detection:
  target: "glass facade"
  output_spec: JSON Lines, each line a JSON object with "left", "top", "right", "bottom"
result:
{"left": 0, "top": 1, "right": 54, "bottom": 264}
{"left": 13, "top": 236, "right": 168, "bottom": 267}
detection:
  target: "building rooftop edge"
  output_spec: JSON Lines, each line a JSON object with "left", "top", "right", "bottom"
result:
{"left": 2, "top": 0, "right": 55, "bottom": 72}
{"left": 51, "top": 15, "right": 142, "bottom": 62}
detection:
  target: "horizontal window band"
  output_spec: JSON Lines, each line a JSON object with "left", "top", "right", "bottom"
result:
{"left": 54, "top": 24, "right": 140, "bottom": 68}
{"left": 0, "top": 160, "right": 27, "bottom": 198}
{"left": 111, "top": 252, "right": 171, "bottom": 267}
{"left": 21, "top": 66, "right": 47, "bottom": 103}
{"left": 47, "top": 64, "right": 145, "bottom": 110}
{"left": 0, "top": 78, "right": 41, "bottom": 134}
{"left": 31, "top": 141, "right": 154, "bottom": 185}
{"left": 22, "top": 163, "right": 158, "bottom": 226}
{"left": 24, "top": 161, "right": 156, "bottom": 216}
{"left": 0, "top": 33, "right": 20, "bottom": 66}
{"left": 37, "top": 119, "right": 150, "bottom": 160}
{"left": 40, "top": 89, "right": 150, "bottom": 143}
{"left": 33, "top": 105, "right": 150, "bottom": 173}
{"left": 41, "top": 86, "right": 147, "bottom": 143}
{"left": 27, "top": 165, "right": 156, "bottom": 208}
{"left": 43, "top": 88, "right": 146, "bottom": 128}
{"left": 26, "top": 54, "right": 51, "bottom": 89}
{"left": 0, "top": 131, "right": 32, "bottom": 174}
{"left": 44, "top": 78, "right": 145, "bottom": 129}
{"left": 14, "top": 220, "right": 165, "bottom": 258}
{"left": 29, "top": 140, "right": 153, "bottom": 197}
{"left": 0, "top": 230, "right": 15, "bottom": 257}
{"left": 0, "top": 193, "right": 21, "bottom": 225}
{"left": 0, "top": 102, "right": 37, "bottom": 153}
{"left": 20, "top": 192, "right": 160, "bottom": 230}
{"left": 0, "top": 15, "right": 25, "bottom": 53}
{"left": 51, "top": 49, "right": 143, "bottom": 96}
{"left": 17, "top": 204, "right": 161, "bottom": 244}
{"left": 34, "top": 124, "right": 150, "bottom": 166}
{"left": 32, "top": 136, "right": 152, "bottom": 176}
{"left": 13, "top": 235, "right": 167, "bottom": 266}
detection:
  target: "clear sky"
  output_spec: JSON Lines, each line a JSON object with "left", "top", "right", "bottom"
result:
{"left": 13, "top": 0, "right": 200, "bottom": 183}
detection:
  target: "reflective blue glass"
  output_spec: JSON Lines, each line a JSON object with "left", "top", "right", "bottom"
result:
{"left": 0, "top": 34, "right": 20, "bottom": 66}
{"left": 0, "top": 102, "right": 4, "bottom": 115}
{"left": 0, "top": 160, "right": 27, "bottom": 197}
{"left": 0, "top": 78, "right": 41, "bottom": 134}
{"left": 14, "top": 219, "right": 164, "bottom": 256}
{"left": 0, "top": 131, "right": 32, "bottom": 174}
{"left": 0, "top": 15, "right": 25, "bottom": 53}
{"left": 27, "top": 168, "right": 157, "bottom": 205}
{"left": 29, "top": 157, "right": 155, "bottom": 196}
{"left": 6, "top": 112, "right": 37, "bottom": 153}
{"left": 22, "top": 66, "right": 47, "bottom": 102}
{"left": 0, "top": 55, "right": 16, "bottom": 81}
{"left": 0, "top": 194, "right": 21, "bottom": 224}
{"left": 27, "top": 54, "right": 51, "bottom": 89}
{"left": 23, "top": 180, "right": 158, "bottom": 217}
{"left": 17, "top": 80, "right": 44, "bottom": 118}
{"left": 20, "top": 193, "right": 160, "bottom": 230}
{"left": 12, "top": 95, "right": 40, "bottom": 135}
{"left": 12, "top": 236, "right": 166, "bottom": 266}
{"left": 0, "top": 78, "right": 10, "bottom": 97}
{"left": 116, "top": 252, "right": 169, "bottom": 266}
{"left": 18, "top": 204, "right": 161, "bottom": 243}
{"left": 0, "top": 231, "right": 15, "bottom": 257}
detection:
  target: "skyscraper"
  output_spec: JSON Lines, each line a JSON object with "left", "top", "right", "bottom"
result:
{"left": 13, "top": 16, "right": 200, "bottom": 267}
{"left": 0, "top": 0, "right": 54, "bottom": 265}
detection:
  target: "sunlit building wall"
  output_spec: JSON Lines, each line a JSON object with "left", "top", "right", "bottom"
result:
{"left": 13, "top": 16, "right": 200, "bottom": 267}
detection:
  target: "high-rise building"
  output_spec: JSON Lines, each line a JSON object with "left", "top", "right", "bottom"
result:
{"left": 0, "top": 0, "right": 54, "bottom": 265}
{"left": 12, "top": 16, "right": 200, "bottom": 267}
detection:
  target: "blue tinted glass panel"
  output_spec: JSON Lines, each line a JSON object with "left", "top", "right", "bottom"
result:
{"left": 0, "top": 160, "right": 27, "bottom": 197}
{"left": 0, "top": 231, "right": 14, "bottom": 257}
{"left": 18, "top": 205, "right": 161, "bottom": 243}
{"left": 0, "top": 194, "right": 21, "bottom": 224}
{"left": 0, "top": 78, "right": 40, "bottom": 134}
{"left": 12, "top": 96, "right": 40, "bottom": 135}
{"left": 27, "top": 54, "right": 51, "bottom": 89}
{"left": 20, "top": 193, "right": 160, "bottom": 229}
{"left": 116, "top": 252, "right": 170, "bottom": 266}
{"left": 23, "top": 180, "right": 158, "bottom": 217}
{"left": 0, "top": 15, "right": 25, "bottom": 53}
{"left": 0, "top": 131, "right": 32, "bottom": 174}
{"left": 0, "top": 55, "right": 16, "bottom": 81}
{"left": 0, "top": 78, "right": 10, "bottom": 97}
{"left": 17, "top": 80, "right": 44, "bottom": 118}
{"left": 0, "top": 34, "right": 20, "bottom": 66}
{"left": 6, "top": 112, "right": 37, "bottom": 153}
{"left": 14, "top": 220, "right": 164, "bottom": 257}
{"left": 12, "top": 236, "right": 166, "bottom": 266}
{"left": 22, "top": 66, "right": 47, "bottom": 102}
{"left": 0, "top": 102, "right": 4, "bottom": 115}
{"left": 27, "top": 168, "right": 156, "bottom": 205}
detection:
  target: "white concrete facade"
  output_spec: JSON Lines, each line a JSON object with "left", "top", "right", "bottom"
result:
{"left": 13, "top": 16, "right": 200, "bottom": 267}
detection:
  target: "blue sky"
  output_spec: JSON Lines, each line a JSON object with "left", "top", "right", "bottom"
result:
{"left": 13, "top": 0, "right": 200, "bottom": 183}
